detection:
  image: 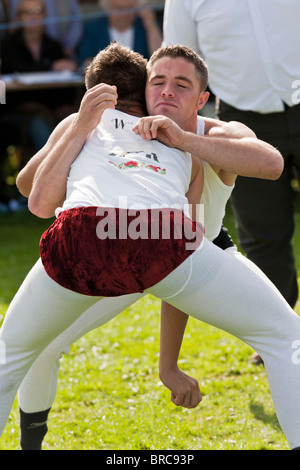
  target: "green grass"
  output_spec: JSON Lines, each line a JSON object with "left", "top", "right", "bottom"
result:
{"left": 0, "top": 199, "right": 300, "bottom": 451}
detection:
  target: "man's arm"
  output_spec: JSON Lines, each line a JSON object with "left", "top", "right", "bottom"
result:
{"left": 159, "top": 157, "right": 203, "bottom": 409}
{"left": 17, "top": 84, "right": 118, "bottom": 219}
{"left": 159, "top": 302, "right": 202, "bottom": 408}
{"left": 201, "top": 118, "right": 259, "bottom": 185}
{"left": 16, "top": 114, "right": 77, "bottom": 199}
{"left": 133, "top": 115, "right": 284, "bottom": 181}
{"left": 201, "top": 116, "right": 230, "bottom": 136}
{"left": 28, "top": 117, "right": 89, "bottom": 218}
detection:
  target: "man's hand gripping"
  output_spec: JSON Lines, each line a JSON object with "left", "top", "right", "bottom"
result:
{"left": 75, "top": 83, "right": 118, "bottom": 137}
{"left": 133, "top": 115, "right": 185, "bottom": 149}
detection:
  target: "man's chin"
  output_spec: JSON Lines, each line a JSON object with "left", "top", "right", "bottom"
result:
{"left": 156, "top": 107, "right": 177, "bottom": 120}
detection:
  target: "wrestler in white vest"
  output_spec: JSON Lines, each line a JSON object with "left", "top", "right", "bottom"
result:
{"left": 57, "top": 109, "right": 235, "bottom": 243}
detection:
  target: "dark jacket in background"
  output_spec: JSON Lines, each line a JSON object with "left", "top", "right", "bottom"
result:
{"left": 1, "top": 29, "right": 66, "bottom": 74}
{"left": 1, "top": 29, "right": 75, "bottom": 109}
{"left": 78, "top": 16, "right": 150, "bottom": 65}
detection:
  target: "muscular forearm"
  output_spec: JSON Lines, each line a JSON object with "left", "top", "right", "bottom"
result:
{"left": 17, "top": 149, "right": 51, "bottom": 198}
{"left": 16, "top": 114, "right": 77, "bottom": 198}
{"left": 159, "top": 302, "right": 202, "bottom": 408}
{"left": 134, "top": 116, "right": 284, "bottom": 180}
{"left": 28, "top": 119, "right": 88, "bottom": 218}
{"left": 159, "top": 302, "right": 189, "bottom": 376}
{"left": 179, "top": 130, "right": 283, "bottom": 180}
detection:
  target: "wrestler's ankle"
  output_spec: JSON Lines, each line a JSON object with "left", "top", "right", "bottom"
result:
{"left": 19, "top": 407, "right": 51, "bottom": 450}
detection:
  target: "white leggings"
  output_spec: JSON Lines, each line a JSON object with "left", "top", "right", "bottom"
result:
{"left": 1, "top": 238, "right": 300, "bottom": 448}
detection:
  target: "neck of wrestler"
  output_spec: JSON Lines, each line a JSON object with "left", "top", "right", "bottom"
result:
{"left": 116, "top": 101, "right": 145, "bottom": 118}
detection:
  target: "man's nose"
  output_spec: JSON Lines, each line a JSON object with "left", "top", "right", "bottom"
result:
{"left": 161, "top": 84, "right": 175, "bottom": 97}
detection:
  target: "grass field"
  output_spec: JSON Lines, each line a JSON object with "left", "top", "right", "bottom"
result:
{"left": 0, "top": 199, "right": 300, "bottom": 451}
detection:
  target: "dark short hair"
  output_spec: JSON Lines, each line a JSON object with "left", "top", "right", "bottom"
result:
{"left": 85, "top": 42, "right": 147, "bottom": 110}
{"left": 148, "top": 45, "right": 209, "bottom": 92}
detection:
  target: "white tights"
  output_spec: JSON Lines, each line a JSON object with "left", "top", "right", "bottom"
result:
{"left": 1, "top": 239, "right": 300, "bottom": 448}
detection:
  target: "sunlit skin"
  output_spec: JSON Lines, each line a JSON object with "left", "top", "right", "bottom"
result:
{"left": 145, "top": 57, "right": 210, "bottom": 134}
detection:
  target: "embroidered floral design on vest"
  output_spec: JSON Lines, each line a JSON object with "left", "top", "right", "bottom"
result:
{"left": 108, "top": 160, "right": 166, "bottom": 174}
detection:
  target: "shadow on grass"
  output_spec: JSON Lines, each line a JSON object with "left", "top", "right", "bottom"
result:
{"left": 249, "top": 402, "right": 281, "bottom": 431}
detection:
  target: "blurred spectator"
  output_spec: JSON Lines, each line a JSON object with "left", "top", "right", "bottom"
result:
{"left": 2, "top": 0, "right": 78, "bottom": 118}
{"left": 0, "top": 0, "right": 79, "bottom": 208}
{"left": 0, "top": 0, "right": 9, "bottom": 39}
{"left": 2, "top": 0, "right": 77, "bottom": 75}
{"left": 78, "top": 0, "right": 162, "bottom": 66}
{"left": 8, "top": 0, "right": 83, "bottom": 57}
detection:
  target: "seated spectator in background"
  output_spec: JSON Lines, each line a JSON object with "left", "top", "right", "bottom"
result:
{"left": 1, "top": 0, "right": 78, "bottom": 152}
{"left": 0, "top": 0, "right": 79, "bottom": 210}
{"left": 78, "top": 0, "right": 162, "bottom": 66}
{"left": 8, "top": 0, "right": 83, "bottom": 58}
{"left": 0, "top": 0, "right": 9, "bottom": 39}
{"left": 3, "top": 0, "right": 77, "bottom": 75}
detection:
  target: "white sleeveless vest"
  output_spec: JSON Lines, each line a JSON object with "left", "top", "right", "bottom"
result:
{"left": 58, "top": 109, "right": 192, "bottom": 217}
{"left": 57, "top": 110, "right": 234, "bottom": 242}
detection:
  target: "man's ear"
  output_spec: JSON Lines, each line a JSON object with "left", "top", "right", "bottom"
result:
{"left": 197, "top": 91, "right": 210, "bottom": 111}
